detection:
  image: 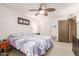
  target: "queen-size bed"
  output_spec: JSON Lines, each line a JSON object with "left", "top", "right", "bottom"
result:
{"left": 8, "top": 32, "right": 53, "bottom": 56}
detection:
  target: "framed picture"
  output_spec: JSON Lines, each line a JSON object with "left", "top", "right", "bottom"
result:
{"left": 18, "top": 17, "right": 30, "bottom": 25}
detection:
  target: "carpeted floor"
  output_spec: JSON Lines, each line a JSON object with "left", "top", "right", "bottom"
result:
{"left": 45, "top": 42, "right": 74, "bottom": 56}
{"left": 8, "top": 42, "right": 74, "bottom": 56}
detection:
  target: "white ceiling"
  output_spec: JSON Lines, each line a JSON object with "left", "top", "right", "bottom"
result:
{"left": 0, "top": 3, "right": 79, "bottom": 17}
{"left": 0, "top": 3, "right": 76, "bottom": 12}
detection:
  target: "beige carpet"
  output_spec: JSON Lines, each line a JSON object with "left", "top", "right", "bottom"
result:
{"left": 45, "top": 42, "right": 74, "bottom": 56}
{"left": 8, "top": 42, "right": 74, "bottom": 56}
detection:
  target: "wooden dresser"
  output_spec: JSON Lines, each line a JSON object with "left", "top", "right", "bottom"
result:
{"left": 72, "top": 36, "right": 79, "bottom": 56}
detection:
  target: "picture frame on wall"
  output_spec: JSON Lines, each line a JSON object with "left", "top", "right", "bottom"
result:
{"left": 18, "top": 17, "right": 30, "bottom": 25}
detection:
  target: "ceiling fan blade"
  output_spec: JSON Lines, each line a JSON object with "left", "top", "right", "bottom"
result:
{"left": 44, "top": 8, "right": 56, "bottom": 12}
{"left": 29, "top": 9, "right": 39, "bottom": 11}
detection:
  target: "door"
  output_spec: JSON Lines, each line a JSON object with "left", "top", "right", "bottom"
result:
{"left": 58, "top": 20, "right": 69, "bottom": 43}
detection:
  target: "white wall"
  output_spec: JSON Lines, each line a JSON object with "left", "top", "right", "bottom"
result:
{"left": 77, "top": 21, "right": 79, "bottom": 37}
{"left": 77, "top": 15, "right": 79, "bottom": 37}
{"left": 0, "top": 5, "right": 32, "bottom": 40}
{"left": 24, "top": 12, "right": 53, "bottom": 37}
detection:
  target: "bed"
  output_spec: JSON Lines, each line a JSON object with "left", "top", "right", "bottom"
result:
{"left": 8, "top": 32, "right": 53, "bottom": 56}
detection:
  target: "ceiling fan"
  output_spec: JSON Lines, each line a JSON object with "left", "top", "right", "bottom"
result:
{"left": 29, "top": 3, "right": 56, "bottom": 16}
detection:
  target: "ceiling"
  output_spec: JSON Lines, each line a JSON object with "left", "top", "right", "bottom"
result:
{"left": 0, "top": 3, "right": 76, "bottom": 12}
{"left": 0, "top": 3, "right": 79, "bottom": 17}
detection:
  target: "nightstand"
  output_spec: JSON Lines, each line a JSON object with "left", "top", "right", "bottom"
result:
{"left": 0, "top": 40, "right": 10, "bottom": 56}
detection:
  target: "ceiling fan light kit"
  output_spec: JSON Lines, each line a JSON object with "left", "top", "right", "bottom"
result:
{"left": 40, "top": 10, "right": 45, "bottom": 14}
{"left": 43, "top": 11, "right": 48, "bottom": 16}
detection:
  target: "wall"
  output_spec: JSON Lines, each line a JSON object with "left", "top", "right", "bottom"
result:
{"left": 77, "top": 21, "right": 79, "bottom": 37}
{"left": 0, "top": 5, "right": 32, "bottom": 40}
{"left": 24, "top": 12, "right": 54, "bottom": 37}
{"left": 77, "top": 15, "right": 79, "bottom": 37}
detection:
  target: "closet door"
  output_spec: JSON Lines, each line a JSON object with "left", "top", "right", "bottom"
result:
{"left": 58, "top": 20, "right": 69, "bottom": 43}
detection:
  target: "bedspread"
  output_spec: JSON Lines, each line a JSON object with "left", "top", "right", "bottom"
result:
{"left": 8, "top": 33, "right": 53, "bottom": 56}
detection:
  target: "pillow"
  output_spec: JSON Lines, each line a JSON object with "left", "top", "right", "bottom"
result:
{"left": 10, "top": 32, "right": 36, "bottom": 37}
